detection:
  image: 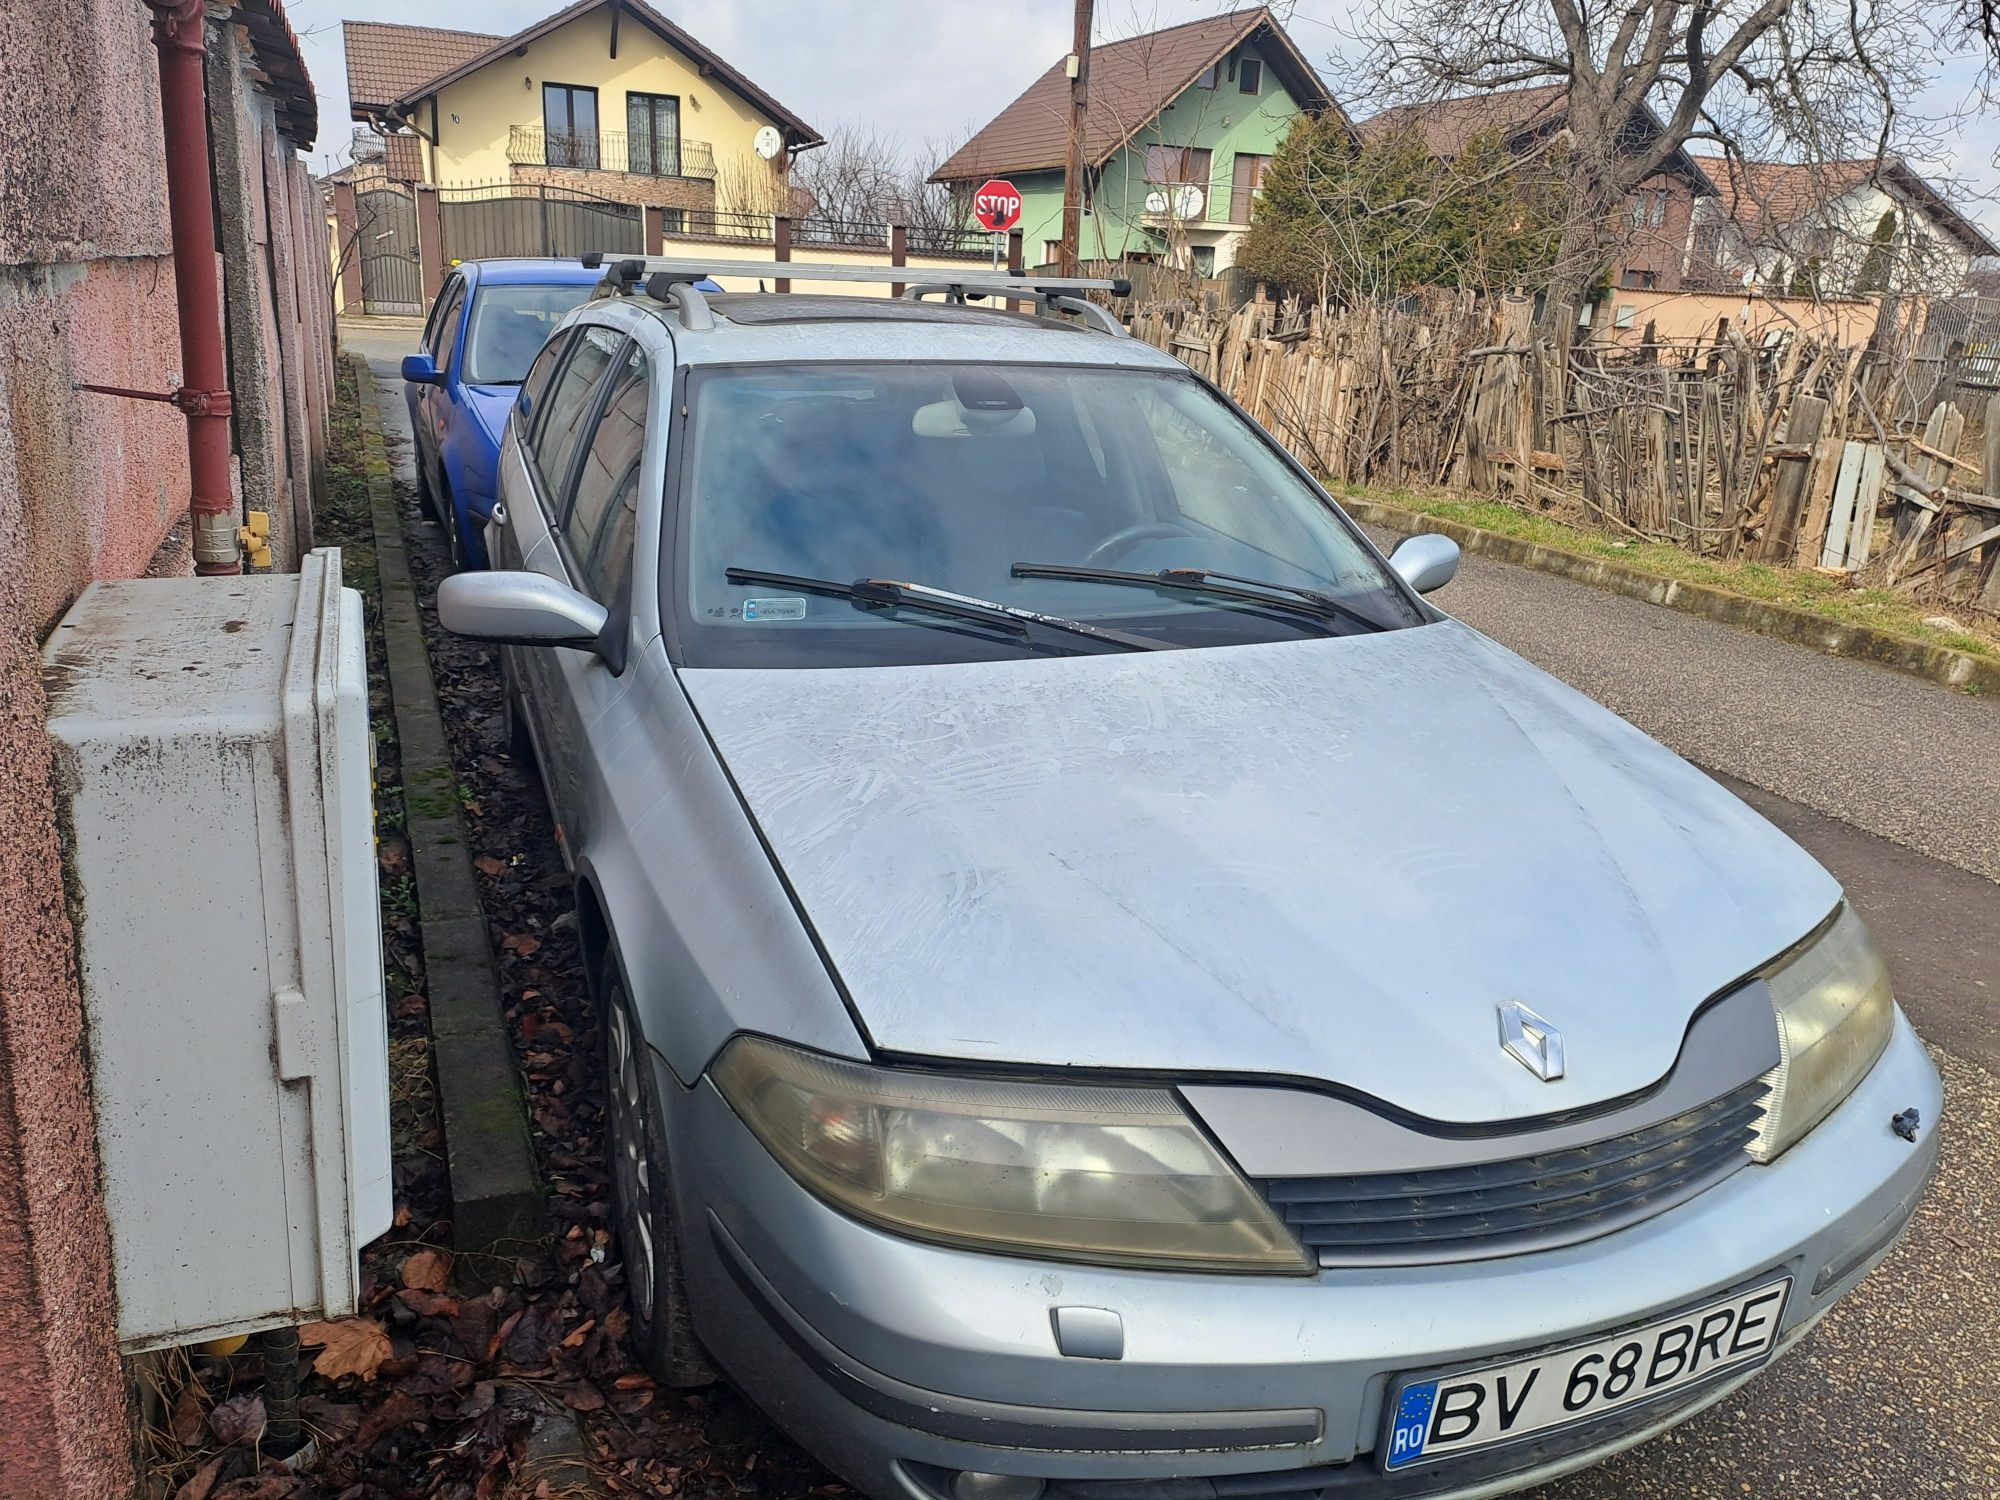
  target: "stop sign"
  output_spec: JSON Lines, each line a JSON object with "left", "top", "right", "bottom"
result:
{"left": 972, "top": 178, "right": 1023, "bottom": 233}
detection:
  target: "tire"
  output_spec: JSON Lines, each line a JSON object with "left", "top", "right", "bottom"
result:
{"left": 440, "top": 483, "right": 466, "bottom": 572}
{"left": 604, "top": 977, "right": 714, "bottom": 1388}
{"left": 498, "top": 651, "right": 536, "bottom": 766}
{"left": 414, "top": 453, "right": 440, "bottom": 524}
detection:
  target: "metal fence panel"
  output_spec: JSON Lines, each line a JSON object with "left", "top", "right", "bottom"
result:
{"left": 356, "top": 187, "right": 421, "bottom": 314}
{"left": 437, "top": 184, "right": 643, "bottom": 264}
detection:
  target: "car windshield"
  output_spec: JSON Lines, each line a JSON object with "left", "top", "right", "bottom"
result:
{"left": 461, "top": 283, "right": 594, "bottom": 384}
{"left": 673, "top": 362, "right": 1423, "bottom": 668}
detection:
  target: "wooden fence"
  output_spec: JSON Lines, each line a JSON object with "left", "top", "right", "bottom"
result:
{"left": 1126, "top": 291, "right": 2000, "bottom": 615}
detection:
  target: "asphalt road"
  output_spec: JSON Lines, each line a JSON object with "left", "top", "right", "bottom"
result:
{"left": 345, "top": 317, "right": 2000, "bottom": 1499}
{"left": 1364, "top": 532, "right": 2000, "bottom": 1500}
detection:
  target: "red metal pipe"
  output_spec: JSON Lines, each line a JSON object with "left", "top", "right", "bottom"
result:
{"left": 147, "top": 0, "right": 240, "bottom": 576}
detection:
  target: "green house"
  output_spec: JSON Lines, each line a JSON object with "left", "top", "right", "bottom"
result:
{"left": 932, "top": 7, "right": 1349, "bottom": 275}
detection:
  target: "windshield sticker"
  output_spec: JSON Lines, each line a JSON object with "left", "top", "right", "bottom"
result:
{"left": 741, "top": 597, "right": 808, "bottom": 622}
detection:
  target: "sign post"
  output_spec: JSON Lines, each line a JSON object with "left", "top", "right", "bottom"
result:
{"left": 972, "top": 178, "right": 1023, "bottom": 271}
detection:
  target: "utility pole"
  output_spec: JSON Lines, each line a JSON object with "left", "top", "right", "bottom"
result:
{"left": 1058, "top": 0, "right": 1094, "bottom": 275}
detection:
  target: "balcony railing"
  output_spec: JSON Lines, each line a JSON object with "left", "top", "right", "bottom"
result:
{"left": 507, "top": 125, "right": 717, "bottom": 181}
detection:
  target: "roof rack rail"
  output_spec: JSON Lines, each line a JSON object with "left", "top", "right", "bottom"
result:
{"left": 576, "top": 254, "right": 1130, "bottom": 336}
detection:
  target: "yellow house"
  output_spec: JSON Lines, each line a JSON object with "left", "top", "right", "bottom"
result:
{"left": 343, "top": 0, "right": 820, "bottom": 225}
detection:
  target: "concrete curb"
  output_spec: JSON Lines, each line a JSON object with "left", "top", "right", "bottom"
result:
{"left": 1346, "top": 497, "right": 2000, "bottom": 698}
{"left": 351, "top": 354, "right": 547, "bottom": 1260}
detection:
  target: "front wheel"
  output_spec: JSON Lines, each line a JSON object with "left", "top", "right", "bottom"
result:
{"left": 604, "top": 978, "right": 714, "bottom": 1388}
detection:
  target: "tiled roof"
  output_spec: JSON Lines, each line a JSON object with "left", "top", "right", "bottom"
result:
{"left": 1358, "top": 85, "right": 1568, "bottom": 157}
{"left": 1687, "top": 153, "right": 2000, "bottom": 260}
{"left": 381, "top": 133, "right": 425, "bottom": 182}
{"left": 352, "top": 0, "right": 820, "bottom": 146}
{"left": 932, "top": 7, "right": 1342, "bottom": 182}
{"left": 1359, "top": 84, "right": 1715, "bottom": 195}
{"left": 343, "top": 19, "right": 501, "bottom": 115}
{"left": 238, "top": 0, "right": 318, "bottom": 148}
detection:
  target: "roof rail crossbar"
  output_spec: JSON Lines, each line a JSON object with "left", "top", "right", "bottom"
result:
{"left": 575, "top": 253, "right": 1129, "bottom": 335}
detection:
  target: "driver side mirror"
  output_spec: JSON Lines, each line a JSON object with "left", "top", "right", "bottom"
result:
{"left": 438, "top": 571, "right": 608, "bottom": 653}
{"left": 401, "top": 352, "right": 442, "bottom": 386}
{"left": 1389, "top": 533, "right": 1460, "bottom": 595}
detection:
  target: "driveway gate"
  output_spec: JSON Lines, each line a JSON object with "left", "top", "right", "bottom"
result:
{"left": 354, "top": 187, "right": 422, "bottom": 315}
{"left": 439, "top": 184, "right": 644, "bottom": 263}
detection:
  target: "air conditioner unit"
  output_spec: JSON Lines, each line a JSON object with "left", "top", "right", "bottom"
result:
{"left": 44, "top": 549, "right": 392, "bottom": 1352}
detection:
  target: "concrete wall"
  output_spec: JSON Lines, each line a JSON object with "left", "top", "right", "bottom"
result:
{"left": 0, "top": 2, "right": 180, "bottom": 1496}
{"left": 0, "top": 3, "right": 333, "bottom": 1493}
{"left": 207, "top": 25, "right": 336, "bottom": 571}
{"left": 1590, "top": 286, "right": 1883, "bottom": 349}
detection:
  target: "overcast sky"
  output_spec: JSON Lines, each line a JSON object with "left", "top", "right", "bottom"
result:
{"left": 287, "top": 0, "right": 2000, "bottom": 235}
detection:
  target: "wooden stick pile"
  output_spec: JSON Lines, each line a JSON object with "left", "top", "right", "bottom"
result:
{"left": 1124, "top": 289, "right": 2000, "bottom": 614}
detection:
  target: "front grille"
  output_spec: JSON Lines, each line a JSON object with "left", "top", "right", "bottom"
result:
{"left": 1264, "top": 1078, "right": 1769, "bottom": 1265}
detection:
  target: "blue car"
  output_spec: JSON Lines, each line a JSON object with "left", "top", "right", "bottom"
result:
{"left": 402, "top": 259, "right": 604, "bottom": 568}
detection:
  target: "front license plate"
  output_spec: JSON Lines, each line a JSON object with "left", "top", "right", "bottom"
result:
{"left": 1381, "top": 1275, "right": 1791, "bottom": 1472}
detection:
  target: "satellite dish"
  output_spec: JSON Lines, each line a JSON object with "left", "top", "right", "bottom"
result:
{"left": 1169, "top": 184, "right": 1204, "bottom": 219}
{"left": 753, "top": 126, "right": 783, "bottom": 161}
{"left": 1144, "top": 189, "right": 1169, "bottom": 214}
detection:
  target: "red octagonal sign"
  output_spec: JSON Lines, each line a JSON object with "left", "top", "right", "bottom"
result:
{"left": 972, "top": 178, "right": 1023, "bottom": 234}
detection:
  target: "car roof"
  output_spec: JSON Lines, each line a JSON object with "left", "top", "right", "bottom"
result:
{"left": 457, "top": 258, "right": 606, "bottom": 288}
{"left": 604, "top": 292, "right": 1184, "bottom": 372}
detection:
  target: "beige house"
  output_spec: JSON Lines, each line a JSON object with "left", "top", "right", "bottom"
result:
{"left": 343, "top": 0, "right": 819, "bottom": 224}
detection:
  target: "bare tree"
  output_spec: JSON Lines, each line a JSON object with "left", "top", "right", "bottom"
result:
{"left": 1347, "top": 0, "right": 1951, "bottom": 305}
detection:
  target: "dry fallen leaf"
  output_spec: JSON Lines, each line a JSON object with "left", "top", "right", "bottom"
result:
{"left": 402, "top": 1248, "right": 450, "bottom": 1292}
{"left": 397, "top": 1287, "right": 459, "bottom": 1318}
{"left": 208, "top": 1392, "right": 266, "bottom": 1448}
{"left": 298, "top": 1317, "right": 393, "bottom": 1381}
{"left": 175, "top": 1454, "right": 226, "bottom": 1500}
{"left": 499, "top": 932, "right": 542, "bottom": 956}
{"left": 169, "top": 1384, "right": 206, "bottom": 1446}
{"left": 473, "top": 854, "right": 506, "bottom": 877}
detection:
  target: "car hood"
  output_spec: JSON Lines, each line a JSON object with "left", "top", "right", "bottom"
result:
{"left": 463, "top": 384, "right": 517, "bottom": 447}
{"left": 680, "top": 622, "right": 1838, "bottom": 1123}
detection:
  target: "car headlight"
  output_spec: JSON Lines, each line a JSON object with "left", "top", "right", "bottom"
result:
{"left": 1750, "top": 904, "right": 1895, "bottom": 1162}
{"left": 711, "top": 1036, "right": 1311, "bottom": 1273}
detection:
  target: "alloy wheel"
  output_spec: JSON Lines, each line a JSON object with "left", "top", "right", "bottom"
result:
{"left": 606, "top": 995, "right": 656, "bottom": 1322}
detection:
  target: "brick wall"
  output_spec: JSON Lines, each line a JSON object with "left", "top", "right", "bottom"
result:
{"left": 511, "top": 163, "right": 718, "bottom": 215}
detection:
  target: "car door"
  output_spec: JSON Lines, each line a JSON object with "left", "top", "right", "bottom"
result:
{"left": 417, "top": 276, "right": 467, "bottom": 492}
{"left": 490, "top": 329, "right": 571, "bottom": 573}
{"left": 507, "top": 321, "right": 628, "bottom": 846}
{"left": 535, "top": 337, "right": 654, "bottom": 854}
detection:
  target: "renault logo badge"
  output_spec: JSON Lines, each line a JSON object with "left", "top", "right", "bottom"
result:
{"left": 1498, "top": 1002, "right": 1565, "bottom": 1082}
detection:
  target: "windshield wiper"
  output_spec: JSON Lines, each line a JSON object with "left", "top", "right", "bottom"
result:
{"left": 1010, "top": 563, "right": 1389, "bottom": 634}
{"left": 723, "top": 568, "right": 1170, "bottom": 652}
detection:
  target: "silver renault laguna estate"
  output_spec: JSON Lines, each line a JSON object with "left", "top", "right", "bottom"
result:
{"left": 438, "top": 261, "right": 1942, "bottom": 1500}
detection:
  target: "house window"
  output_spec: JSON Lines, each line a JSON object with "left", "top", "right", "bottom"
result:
{"left": 1619, "top": 269, "right": 1657, "bottom": 290}
{"left": 1229, "top": 152, "right": 1270, "bottom": 223}
{"left": 1144, "top": 145, "right": 1211, "bottom": 184}
{"left": 1614, "top": 304, "right": 1638, "bottom": 329}
{"left": 626, "top": 91, "right": 681, "bottom": 176}
{"left": 1194, "top": 63, "right": 1219, "bottom": 90}
{"left": 1239, "top": 58, "right": 1263, "bottom": 95}
{"left": 1044, "top": 239, "right": 1064, "bottom": 267}
{"left": 1628, "top": 187, "right": 1667, "bottom": 228}
{"left": 543, "top": 83, "right": 599, "bottom": 168}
